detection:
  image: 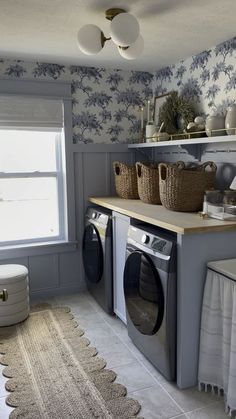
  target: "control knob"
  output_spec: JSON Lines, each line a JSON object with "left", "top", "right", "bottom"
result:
{"left": 141, "top": 234, "right": 150, "bottom": 244}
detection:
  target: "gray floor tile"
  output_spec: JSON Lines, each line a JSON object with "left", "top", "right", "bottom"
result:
{"left": 72, "top": 311, "right": 104, "bottom": 329}
{"left": 171, "top": 416, "right": 188, "bottom": 419}
{"left": 84, "top": 323, "right": 122, "bottom": 351}
{"left": 131, "top": 384, "right": 183, "bottom": 419}
{"left": 187, "top": 401, "right": 227, "bottom": 418}
{"left": 99, "top": 341, "right": 137, "bottom": 369}
{"left": 114, "top": 361, "right": 157, "bottom": 393}
{"left": 30, "top": 296, "right": 58, "bottom": 306}
{"left": 68, "top": 301, "right": 98, "bottom": 316}
{"left": 56, "top": 292, "right": 92, "bottom": 307}
{"left": 161, "top": 381, "right": 222, "bottom": 413}
{"left": 138, "top": 355, "right": 167, "bottom": 382}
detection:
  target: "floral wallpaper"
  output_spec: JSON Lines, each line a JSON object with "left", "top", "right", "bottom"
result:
{"left": 153, "top": 37, "right": 236, "bottom": 117}
{"left": 0, "top": 35, "right": 235, "bottom": 143}
{"left": 0, "top": 59, "right": 153, "bottom": 144}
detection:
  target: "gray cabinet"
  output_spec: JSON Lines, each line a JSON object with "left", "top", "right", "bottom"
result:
{"left": 112, "top": 211, "right": 130, "bottom": 323}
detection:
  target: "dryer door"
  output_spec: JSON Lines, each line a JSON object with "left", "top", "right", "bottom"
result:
{"left": 124, "top": 250, "right": 164, "bottom": 335}
{"left": 82, "top": 223, "right": 104, "bottom": 283}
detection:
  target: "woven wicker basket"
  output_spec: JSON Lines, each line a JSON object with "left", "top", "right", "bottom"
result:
{"left": 159, "top": 161, "right": 217, "bottom": 212}
{"left": 136, "top": 162, "right": 161, "bottom": 204}
{"left": 113, "top": 161, "right": 139, "bottom": 199}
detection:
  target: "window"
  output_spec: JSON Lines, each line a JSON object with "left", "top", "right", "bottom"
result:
{"left": 0, "top": 94, "right": 68, "bottom": 246}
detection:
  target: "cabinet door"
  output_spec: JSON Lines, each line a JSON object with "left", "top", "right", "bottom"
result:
{"left": 112, "top": 211, "right": 130, "bottom": 324}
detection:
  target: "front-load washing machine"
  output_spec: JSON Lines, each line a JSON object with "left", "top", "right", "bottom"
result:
{"left": 82, "top": 207, "right": 113, "bottom": 314}
{"left": 124, "top": 223, "right": 177, "bottom": 381}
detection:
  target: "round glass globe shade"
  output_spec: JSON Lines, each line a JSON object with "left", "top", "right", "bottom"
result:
{"left": 110, "top": 13, "right": 139, "bottom": 47}
{"left": 118, "top": 35, "right": 144, "bottom": 60}
{"left": 77, "top": 24, "right": 103, "bottom": 55}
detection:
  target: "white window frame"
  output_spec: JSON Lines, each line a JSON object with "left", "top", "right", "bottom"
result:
{"left": 0, "top": 128, "right": 66, "bottom": 246}
{"left": 0, "top": 79, "right": 76, "bottom": 252}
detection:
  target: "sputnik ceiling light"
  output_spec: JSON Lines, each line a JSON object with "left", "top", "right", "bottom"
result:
{"left": 77, "top": 8, "right": 144, "bottom": 60}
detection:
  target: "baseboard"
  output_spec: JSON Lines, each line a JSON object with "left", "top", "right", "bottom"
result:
{"left": 30, "top": 283, "right": 87, "bottom": 300}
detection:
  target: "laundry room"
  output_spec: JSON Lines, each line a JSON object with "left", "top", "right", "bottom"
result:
{"left": 0, "top": 1, "right": 236, "bottom": 418}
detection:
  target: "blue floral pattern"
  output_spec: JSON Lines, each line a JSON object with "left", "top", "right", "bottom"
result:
{"left": 0, "top": 36, "right": 235, "bottom": 143}
{"left": 0, "top": 59, "right": 152, "bottom": 144}
{"left": 153, "top": 36, "right": 236, "bottom": 116}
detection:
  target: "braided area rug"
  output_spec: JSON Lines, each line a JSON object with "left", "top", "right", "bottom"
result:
{"left": 0, "top": 304, "right": 142, "bottom": 418}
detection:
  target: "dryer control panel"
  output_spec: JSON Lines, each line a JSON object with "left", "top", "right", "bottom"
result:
{"left": 129, "top": 226, "right": 174, "bottom": 257}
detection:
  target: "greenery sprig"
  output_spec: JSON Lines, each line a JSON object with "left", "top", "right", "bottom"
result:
{"left": 158, "top": 91, "right": 195, "bottom": 134}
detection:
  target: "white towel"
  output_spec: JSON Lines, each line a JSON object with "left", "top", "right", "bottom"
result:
{"left": 198, "top": 269, "right": 236, "bottom": 416}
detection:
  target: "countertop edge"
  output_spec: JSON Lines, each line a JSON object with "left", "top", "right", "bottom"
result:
{"left": 90, "top": 197, "right": 184, "bottom": 234}
{"left": 89, "top": 197, "right": 236, "bottom": 235}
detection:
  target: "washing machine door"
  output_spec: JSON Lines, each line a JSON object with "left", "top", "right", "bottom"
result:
{"left": 124, "top": 250, "right": 164, "bottom": 335}
{"left": 82, "top": 223, "right": 104, "bottom": 283}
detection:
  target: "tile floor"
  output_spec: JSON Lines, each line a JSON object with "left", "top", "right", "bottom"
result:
{"left": 0, "top": 292, "right": 228, "bottom": 419}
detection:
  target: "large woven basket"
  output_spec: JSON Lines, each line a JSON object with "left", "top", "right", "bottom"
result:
{"left": 113, "top": 161, "right": 139, "bottom": 199}
{"left": 136, "top": 162, "right": 161, "bottom": 204}
{"left": 159, "top": 161, "right": 217, "bottom": 212}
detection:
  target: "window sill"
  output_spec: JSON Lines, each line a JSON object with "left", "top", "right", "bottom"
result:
{"left": 0, "top": 240, "right": 78, "bottom": 260}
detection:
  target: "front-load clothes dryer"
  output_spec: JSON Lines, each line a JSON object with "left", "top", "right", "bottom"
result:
{"left": 124, "top": 224, "right": 177, "bottom": 381}
{"left": 82, "top": 207, "right": 113, "bottom": 314}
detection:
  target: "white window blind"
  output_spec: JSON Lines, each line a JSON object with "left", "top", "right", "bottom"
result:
{"left": 0, "top": 95, "right": 64, "bottom": 127}
{"left": 0, "top": 93, "right": 67, "bottom": 246}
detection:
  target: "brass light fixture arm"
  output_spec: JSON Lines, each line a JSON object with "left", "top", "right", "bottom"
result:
{"left": 101, "top": 33, "right": 111, "bottom": 48}
{"left": 105, "top": 8, "right": 126, "bottom": 21}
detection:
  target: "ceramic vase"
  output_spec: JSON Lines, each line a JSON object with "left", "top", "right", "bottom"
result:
{"left": 225, "top": 104, "right": 236, "bottom": 135}
{"left": 205, "top": 115, "right": 225, "bottom": 137}
{"left": 145, "top": 124, "right": 156, "bottom": 142}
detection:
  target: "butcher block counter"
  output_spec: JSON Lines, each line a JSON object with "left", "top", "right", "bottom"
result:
{"left": 89, "top": 195, "right": 236, "bottom": 390}
{"left": 89, "top": 196, "right": 236, "bottom": 235}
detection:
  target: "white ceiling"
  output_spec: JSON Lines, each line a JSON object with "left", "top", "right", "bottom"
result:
{"left": 0, "top": 0, "right": 235, "bottom": 71}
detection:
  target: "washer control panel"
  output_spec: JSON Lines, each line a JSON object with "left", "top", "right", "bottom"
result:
{"left": 152, "top": 238, "right": 167, "bottom": 252}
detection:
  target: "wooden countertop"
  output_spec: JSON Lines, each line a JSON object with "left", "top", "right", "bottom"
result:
{"left": 89, "top": 196, "right": 236, "bottom": 235}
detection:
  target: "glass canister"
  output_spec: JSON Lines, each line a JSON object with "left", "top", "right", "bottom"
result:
{"left": 204, "top": 190, "right": 223, "bottom": 204}
{"left": 223, "top": 190, "right": 236, "bottom": 205}
{"left": 203, "top": 190, "right": 223, "bottom": 213}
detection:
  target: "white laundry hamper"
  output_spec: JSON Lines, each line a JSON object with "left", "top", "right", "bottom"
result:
{"left": 0, "top": 264, "right": 29, "bottom": 326}
{"left": 198, "top": 258, "right": 236, "bottom": 416}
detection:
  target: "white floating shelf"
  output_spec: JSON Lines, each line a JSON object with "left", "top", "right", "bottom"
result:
{"left": 128, "top": 135, "right": 236, "bottom": 148}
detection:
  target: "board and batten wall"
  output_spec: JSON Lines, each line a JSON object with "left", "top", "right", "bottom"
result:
{"left": 0, "top": 144, "right": 134, "bottom": 298}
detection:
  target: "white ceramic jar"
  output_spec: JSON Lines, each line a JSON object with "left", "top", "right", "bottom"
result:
{"left": 225, "top": 104, "right": 236, "bottom": 135}
{"left": 205, "top": 114, "right": 225, "bottom": 137}
{"left": 145, "top": 123, "right": 156, "bottom": 142}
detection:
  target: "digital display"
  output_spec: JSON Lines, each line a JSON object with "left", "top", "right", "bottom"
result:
{"left": 152, "top": 239, "right": 166, "bottom": 252}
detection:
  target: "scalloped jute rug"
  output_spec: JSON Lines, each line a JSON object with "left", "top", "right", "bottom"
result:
{"left": 0, "top": 304, "right": 141, "bottom": 419}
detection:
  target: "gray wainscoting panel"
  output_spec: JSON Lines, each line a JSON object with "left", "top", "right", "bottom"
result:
{"left": 0, "top": 257, "right": 28, "bottom": 268}
{"left": 59, "top": 251, "right": 85, "bottom": 289}
{"left": 29, "top": 254, "right": 59, "bottom": 292}
{"left": 83, "top": 152, "right": 110, "bottom": 206}
{"left": 73, "top": 144, "right": 134, "bottom": 289}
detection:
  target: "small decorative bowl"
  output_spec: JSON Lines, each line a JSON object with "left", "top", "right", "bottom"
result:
{"left": 153, "top": 132, "right": 170, "bottom": 142}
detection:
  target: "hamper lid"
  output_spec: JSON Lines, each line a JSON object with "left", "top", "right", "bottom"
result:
{"left": 0, "top": 264, "right": 28, "bottom": 283}
{"left": 207, "top": 259, "right": 236, "bottom": 281}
